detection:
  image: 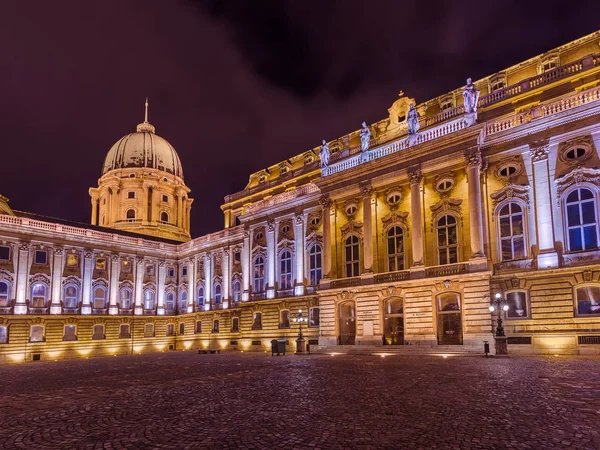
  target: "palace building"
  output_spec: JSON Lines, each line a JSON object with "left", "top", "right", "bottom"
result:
{"left": 2, "top": 31, "right": 600, "bottom": 362}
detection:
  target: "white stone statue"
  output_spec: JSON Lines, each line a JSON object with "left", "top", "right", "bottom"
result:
{"left": 359, "top": 121, "right": 371, "bottom": 152}
{"left": 462, "top": 78, "right": 480, "bottom": 114}
{"left": 407, "top": 103, "right": 420, "bottom": 135}
{"left": 320, "top": 140, "right": 330, "bottom": 168}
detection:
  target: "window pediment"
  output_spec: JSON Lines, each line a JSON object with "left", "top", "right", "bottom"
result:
{"left": 381, "top": 211, "right": 408, "bottom": 231}
{"left": 490, "top": 184, "right": 530, "bottom": 210}
{"left": 430, "top": 198, "right": 462, "bottom": 222}
{"left": 340, "top": 221, "right": 363, "bottom": 237}
{"left": 555, "top": 167, "right": 600, "bottom": 206}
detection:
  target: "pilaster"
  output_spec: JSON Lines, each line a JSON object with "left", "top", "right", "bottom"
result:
{"left": 109, "top": 254, "right": 119, "bottom": 315}
{"left": 14, "top": 242, "right": 29, "bottom": 314}
{"left": 241, "top": 229, "right": 250, "bottom": 301}
{"left": 50, "top": 247, "right": 63, "bottom": 314}
{"left": 465, "top": 150, "right": 486, "bottom": 262}
{"left": 294, "top": 212, "right": 305, "bottom": 296}
{"left": 360, "top": 181, "right": 374, "bottom": 273}
{"left": 408, "top": 169, "right": 425, "bottom": 268}
{"left": 81, "top": 251, "right": 93, "bottom": 315}
{"left": 134, "top": 257, "right": 144, "bottom": 315}
{"left": 266, "top": 219, "right": 276, "bottom": 299}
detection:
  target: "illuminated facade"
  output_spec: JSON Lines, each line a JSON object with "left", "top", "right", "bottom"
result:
{"left": 2, "top": 31, "right": 600, "bottom": 362}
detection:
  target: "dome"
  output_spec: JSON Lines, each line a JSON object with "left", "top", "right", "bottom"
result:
{"left": 102, "top": 113, "right": 184, "bottom": 179}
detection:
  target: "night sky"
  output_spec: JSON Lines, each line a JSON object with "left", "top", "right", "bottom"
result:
{"left": 1, "top": 0, "right": 598, "bottom": 237}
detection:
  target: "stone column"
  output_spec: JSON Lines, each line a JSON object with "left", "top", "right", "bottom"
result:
{"left": 294, "top": 213, "right": 305, "bottom": 296}
{"left": 204, "top": 254, "right": 211, "bottom": 310}
{"left": 50, "top": 247, "right": 63, "bottom": 314}
{"left": 105, "top": 190, "right": 112, "bottom": 227}
{"left": 465, "top": 150, "right": 486, "bottom": 259}
{"left": 222, "top": 249, "right": 230, "bottom": 308}
{"left": 109, "top": 254, "right": 119, "bottom": 315}
{"left": 81, "top": 251, "right": 93, "bottom": 315}
{"left": 320, "top": 195, "right": 333, "bottom": 279}
{"left": 151, "top": 186, "right": 159, "bottom": 224}
{"left": 530, "top": 143, "right": 559, "bottom": 268}
{"left": 187, "top": 258, "right": 195, "bottom": 313}
{"left": 241, "top": 229, "right": 250, "bottom": 301}
{"left": 111, "top": 187, "right": 120, "bottom": 224}
{"left": 360, "top": 181, "right": 374, "bottom": 273}
{"left": 408, "top": 169, "right": 424, "bottom": 267}
{"left": 134, "top": 257, "right": 144, "bottom": 315}
{"left": 266, "top": 220, "right": 276, "bottom": 299}
{"left": 91, "top": 198, "right": 98, "bottom": 225}
{"left": 156, "top": 260, "right": 166, "bottom": 315}
{"left": 177, "top": 195, "right": 183, "bottom": 228}
{"left": 14, "top": 242, "right": 29, "bottom": 314}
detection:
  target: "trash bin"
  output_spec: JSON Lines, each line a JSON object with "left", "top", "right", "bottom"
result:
{"left": 271, "top": 339, "right": 286, "bottom": 356}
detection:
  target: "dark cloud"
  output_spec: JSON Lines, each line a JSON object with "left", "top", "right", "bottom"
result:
{"left": 0, "top": 0, "right": 598, "bottom": 236}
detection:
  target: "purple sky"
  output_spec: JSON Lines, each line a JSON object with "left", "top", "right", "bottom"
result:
{"left": 1, "top": 0, "right": 598, "bottom": 236}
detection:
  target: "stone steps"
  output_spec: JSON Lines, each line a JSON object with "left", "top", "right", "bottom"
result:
{"left": 311, "top": 344, "right": 485, "bottom": 356}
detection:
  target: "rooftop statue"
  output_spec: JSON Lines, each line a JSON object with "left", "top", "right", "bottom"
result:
{"left": 463, "top": 78, "right": 480, "bottom": 114}
{"left": 320, "top": 140, "right": 330, "bottom": 168}
{"left": 407, "top": 104, "right": 420, "bottom": 135}
{"left": 360, "top": 122, "right": 371, "bottom": 152}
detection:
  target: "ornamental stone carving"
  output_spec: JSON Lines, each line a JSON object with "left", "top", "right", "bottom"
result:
{"left": 529, "top": 143, "right": 550, "bottom": 162}
{"left": 407, "top": 104, "right": 420, "bottom": 135}
{"left": 19, "top": 242, "right": 30, "bottom": 251}
{"left": 462, "top": 78, "right": 480, "bottom": 114}
{"left": 490, "top": 184, "right": 531, "bottom": 210}
{"left": 464, "top": 150, "right": 482, "bottom": 169}
{"left": 381, "top": 211, "right": 409, "bottom": 233}
{"left": 111, "top": 254, "right": 119, "bottom": 262}
{"left": 53, "top": 247, "right": 63, "bottom": 255}
{"left": 408, "top": 169, "right": 422, "bottom": 185}
{"left": 359, "top": 122, "right": 371, "bottom": 152}
{"left": 319, "top": 195, "right": 333, "bottom": 209}
{"left": 359, "top": 181, "right": 373, "bottom": 197}
{"left": 267, "top": 220, "right": 276, "bottom": 233}
{"left": 555, "top": 167, "right": 600, "bottom": 206}
{"left": 320, "top": 140, "right": 330, "bottom": 168}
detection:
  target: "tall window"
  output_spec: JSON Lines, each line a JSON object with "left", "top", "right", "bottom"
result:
{"left": 387, "top": 226, "right": 405, "bottom": 271}
{"left": 144, "top": 290, "right": 155, "bottom": 310}
{"left": 212, "top": 320, "right": 219, "bottom": 333}
{"left": 120, "top": 288, "right": 132, "bottom": 309}
{"left": 566, "top": 188, "right": 598, "bottom": 251}
{"left": 279, "top": 250, "right": 292, "bottom": 289}
{"left": 197, "top": 286, "right": 205, "bottom": 306}
{"left": 309, "top": 307, "right": 320, "bottom": 327}
{"left": 232, "top": 280, "right": 241, "bottom": 302}
{"left": 499, "top": 203, "right": 525, "bottom": 261}
{"left": 31, "top": 283, "right": 47, "bottom": 308}
{"left": 93, "top": 287, "right": 106, "bottom": 309}
{"left": 345, "top": 235, "right": 360, "bottom": 277}
{"left": 0, "top": 326, "right": 7, "bottom": 344}
{"left": 279, "top": 310, "right": 290, "bottom": 328}
{"left": 214, "top": 283, "right": 222, "bottom": 303}
{"left": 437, "top": 215, "right": 458, "bottom": 265}
{"left": 179, "top": 291, "right": 188, "bottom": 311}
{"left": 0, "top": 281, "right": 10, "bottom": 307}
{"left": 231, "top": 317, "right": 239, "bottom": 332}
{"left": 253, "top": 256, "right": 265, "bottom": 292}
{"left": 64, "top": 285, "right": 78, "bottom": 308}
{"left": 166, "top": 292, "right": 175, "bottom": 312}
{"left": 309, "top": 244, "right": 322, "bottom": 285}
{"left": 252, "top": 312, "right": 262, "bottom": 330}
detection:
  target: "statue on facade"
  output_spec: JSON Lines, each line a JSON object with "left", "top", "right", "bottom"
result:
{"left": 462, "top": 78, "right": 480, "bottom": 114}
{"left": 407, "top": 104, "right": 420, "bottom": 135}
{"left": 359, "top": 121, "right": 371, "bottom": 152}
{"left": 320, "top": 140, "right": 330, "bottom": 168}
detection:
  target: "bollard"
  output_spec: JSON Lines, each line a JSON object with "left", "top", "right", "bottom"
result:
{"left": 484, "top": 340, "right": 490, "bottom": 358}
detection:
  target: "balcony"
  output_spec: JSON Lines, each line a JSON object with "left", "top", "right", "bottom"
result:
{"left": 424, "top": 263, "right": 468, "bottom": 278}
{"left": 374, "top": 270, "right": 410, "bottom": 284}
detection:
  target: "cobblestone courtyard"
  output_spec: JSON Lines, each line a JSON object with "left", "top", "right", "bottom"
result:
{"left": 0, "top": 352, "right": 599, "bottom": 449}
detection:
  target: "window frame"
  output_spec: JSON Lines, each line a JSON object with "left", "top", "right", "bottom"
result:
{"left": 63, "top": 284, "right": 79, "bottom": 309}
{"left": 160, "top": 211, "right": 169, "bottom": 223}
{"left": 0, "top": 325, "right": 7, "bottom": 344}
{"left": 232, "top": 279, "right": 241, "bottom": 302}
{"left": 119, "top": 287, "right": 132, "bottom": 310}
{"left": 0, "top": 280, "right": 10, "bottom": 307}
{"left": 197, "top": 285, "right": 205, "bottom": 307}
{"left": 179, "top": 290, "right": 188, "bottom": 311}
{"left": 126, "top": 209, "right": 136, "bottom": 220}
{"left": 386, "top": 225, "right": 405, "bottom": 272}
{"left": 252, "top": 311, "right": 262, "bottom": 330}
{"left": 214, "top": 283, "right": 222, "bottom": 304}
{"left": 34, "top": 250, "right": 48, "bottom": 265}
{"left": 92, "top": 324, "right": 105, "bottom": 340}
{"left": 143, "top": 289, "right": 155, "bottom": 310}
{"left": 496, "top": 200, "right": 528, "bottom": 262}
{"left": 30, "top": 282, "right": 48, "bottom": 308}
{"left": 253, "top": 255, "right": 266, "bottom": 293}
{"left": 278, "top": 248, "right": 293, "bottom": 290}
{"left": 562, "top": 185, "right": 599, "bottom": 253}
{"left": 574, "top": 284, "right": 600, "bottom": 317}
{"left": 165, "top": 291, "right": 175, "bottom": 312}
{"left": 231, "top": 317, "right": 239, "bottom": 332}
{"left": 308, "top": 243, "right": 323, "bottom": 286}
{"left": 309, "top": 307, "right": 320, "bottom": 328}
{"left": 344, "top": 234, "right": 361, "bottom": 278}
{"left": 279, "top": 309, "right": 291, "bottom": 329}
{"left": 0, "top": 246, "right": 10, "bottom": 261}
{"left": 504, "top": 289, "right": 530, "bottom": 320}
{"left": 29, "top": 325, "right": 45, "bottom": 342}
{"left": 436, "top": 214, "right": 460, "bottom": 265}
{"left": 92, "top": 285, "right": 107, "bottom": 309}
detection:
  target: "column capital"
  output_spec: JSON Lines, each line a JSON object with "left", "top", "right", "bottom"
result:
{"left": 359, "top": 181, "right": 373, "bottom": 197}
{"left": 408, "top": 168, "right": 423, "bottom": 185}
{"left": 267, "top": 219, "right": 276, "bottom": 233}
{"left": 19, "top": 241, "right": 30, "bottom": 252}
{"left": 464, "top": 150, "right": 482, "bottom": 169}
{"left": 319, "top": 194, "right": 333, "bottom": 208}
{"left": 529, "top": 142, "right": 549, "bottom": 162}
{"left": 53, "top": 247, "right": 64, "bottom": 255}
{"left": 295, "top": 213, "right": 305, "bottom": 225}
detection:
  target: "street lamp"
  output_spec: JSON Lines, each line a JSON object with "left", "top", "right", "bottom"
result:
{"left": 489, "top": 292, "right": 509, "bottom": 337}
{"left": 292, "top": 309, "right": 308, "bottom": 354}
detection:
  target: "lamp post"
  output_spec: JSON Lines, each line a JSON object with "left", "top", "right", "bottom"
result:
{"left": 489, "top": 292, "right": 509, "bottom": 354}
{"left": 293, "top": 309, "right": 307, "bottom": 354}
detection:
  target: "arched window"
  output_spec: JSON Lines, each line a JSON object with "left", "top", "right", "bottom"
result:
{"left": 214, "top": 283, "right": 222, "bottom": 303}
{"left": 144, "top": 290, "right": 155, "bottom": 310}
{"left": 197, "top": 286, "right": 205, "bottom": 306}
{"left": 119, "top": 288, "right": 132, "bottom": 309}
{"left": 253, "top": 256, "right": 265, "bottom": 292}
{"left": 160, "top": 212, "right": 169, "bottom": 223}
{"left": 126, "top": 209, "right": 136, "bottom": 220}
{"left": 279, "top": 249, "right": 292, "bottom": 289}
{"left": 566, "top": 188, "right": 598, "bottom": 251}
{"left": 166, "top": 292, "right": 175, "bottom": 312}
{"left": 64, "top": 285, "right": 78, "bottom": 308}
{"left": 498, "top": 203, "right": 525, "bottom": 261}
{"left": 344, "top": 235, "right": 360, "bottom": 277}
{"left": 31, "top": 282, "right": 47, "bottom": 308}
{"left": 309, "top": 244, "right": 322, "bottom": 286}
{"left": 93, "top": 287, "right": 106, "bottom": 309}
{"left": 179, "top": 291, "right": 188, "bottom": 311}
{"left": 232, "top": 279, "right": 241, "bottom": 302}
{"left": 387, "top": 226, "right": 405, "bottom": 271}
{"left": 0, "top": 281, "right": 9, "bottom": 307}
{"left": 437, "top": 215, "right": 458, "bottom": 265}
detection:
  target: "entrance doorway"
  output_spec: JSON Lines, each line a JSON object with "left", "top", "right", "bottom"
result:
{"left": 338, "top": 301, "right": 356, "bottom": 345}
{"left": 436, "top": 292, "right": 463, "bottom": 345}
{"left": 383, "top": 297, "right": 404, "bottom": 345}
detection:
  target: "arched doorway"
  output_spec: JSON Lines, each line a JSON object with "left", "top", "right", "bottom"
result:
{"left": 338, "top": 301, "right": 356, "bottom": 345}
{"left": 383, "top": 297, "right": 404, "bottom": 345}
{"left": 436, "top": 292, "right": 463, "bottom": 345}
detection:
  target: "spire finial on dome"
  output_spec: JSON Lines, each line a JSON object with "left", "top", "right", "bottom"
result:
{"left": 137, "top": 97, "right": 155, "bottom": 133}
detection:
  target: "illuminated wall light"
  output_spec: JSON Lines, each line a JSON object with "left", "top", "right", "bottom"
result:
{"left": 77, "top": 348, "right": 93, "bottom": 356}
{"left": 183, "top": 341, "right": 192, "bottom": 349}
{"left": 8, "top": 353, "right": 26, "bottom": 363}
{"left": 219, "top": 340, "right": 228, "bottom": 349}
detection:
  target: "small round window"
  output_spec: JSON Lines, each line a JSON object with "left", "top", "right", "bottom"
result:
{"left": 255, "top": 232, "right": 264, "bottom": 241}
{"left": 436, "top": 179, "right": 454, "bottom": 193}
{"left": 310, "top": 216, "right": 321, "bottom": 226}
{"left": 345, "top": 204, "right": 358, "bottom": 216}
{"left": 565, "top": 147, "right": 586, "bottom": 161}
{"left": 498, "top": 164, "right": 518, "bottom": 177}
{"left": 282, "top": 225, "right": 290, "bottom": 234}
{"left": 129, "top": 173, "right": 136, "bottom": 178}
{"left": 386, "top": 191, "right": 402, "bottom": 206}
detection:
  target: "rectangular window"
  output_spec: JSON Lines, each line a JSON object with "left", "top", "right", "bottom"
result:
{"left": 195, "top": 321, "right": 202, "bottom": 333}
{"left": 505, "top": 291, "right": 529, "bottom": 319}
{"left": 66, "top": 253, "right": 78, "bottom": 266}
{"left": 92, "top": 324, "right": 105, "bottom": 340}
{"left": 144, "top": 324, "right": 155, "bottom": 338}
{"left": 127, "top": 191, "right": 135, "bottom": 199}
{"left": 162, "top": 194, "right": 168, "bottom": 203}
{"left": 121, "top": 260, "right": 131, "bottom": 273}
{"left": 95, "top": 258, "right": 106, "bottom": 270}
{"left": 231, "top": 317, "right": 239, "bottom": 332}
{"left": 63, "top": 325, "right": 77, "bottom": 341}
{"left": 0, "top": 246, "right": 10, "bottom": 261}
{"left": 279, "top": 310, "right": 290, "bottom": 328}
{"left": 166, "top": 324, "right": 175, "bottom": 336}
{"left": 212, "top": 320, "right": 219, "bottom": 333}
{"left": 30, "top": 325, "right": 44, "bottom": 342}
{"left": 145, "top": 264, "right": 154, "bottom": 276}
{"left": 119, "top": 324, "right": 130, "bottom": 338}
{"left": 0, "top": 326, "right": 7, "bottom": 344}
{"left": 182, "top": 265, "right": 188, "bottom": 277}
{"left": 167, "top": 267, "right": 175, "bottom": 278}
{"left": 179, "top": 323, "right": 185, "bottom": 335}
{"left": 309, "top": 307, "right": 320, "bottom": 327}
{"left": 252, "top": 312, "right": 262, "bottom": 330}
{"left": 34, "top": 250, "right": 47, "bottom": 265}
{"left": 234, "top": 251, "right": 241, "bottom": 264}
{"left": 576, "top": 286, "right": 600, "bottom": 316}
